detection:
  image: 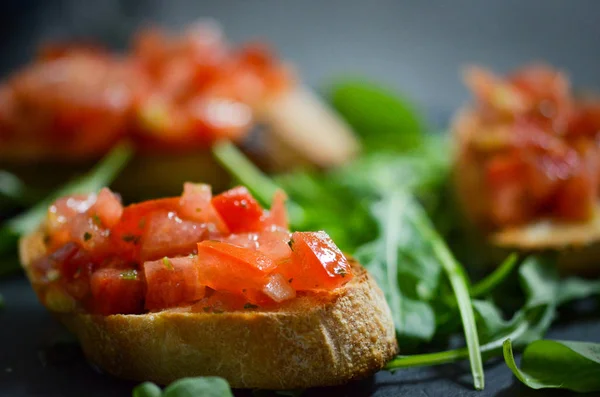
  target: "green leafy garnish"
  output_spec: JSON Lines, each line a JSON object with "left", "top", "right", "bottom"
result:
{"left": 0, "top": 143, "right": 133, "bottom": 274}
{"left": 330, "top": 80, "right": 424, "bottom": 153}
{"left": 83, "top": 232, "right": 92, "bottom": 242}
{"left": 133, "top": 377, "right": 233, "bottom": 397}
{"left": 244, "top": 303, "right": 259, "bottom": 309}
{"left": 162, "top": 257, "right": 174, "bottom": 270}
{"left": 503, "top": 339, "right": 600, "bottom": 392}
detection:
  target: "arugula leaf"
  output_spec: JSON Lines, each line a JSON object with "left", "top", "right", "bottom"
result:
{"left": 354, "top": 195, "right": 439, "bottom": 342}
{"left": 503, "top": 339, "right": 600, "bottom": 392}
{"left": 0, "top": 143, "right": 133, "bottom": 272}
{"left": 330, "top": 80, "right": 424, "bottom": 153}
{"left": 470, "top": 253, "right": 519, "bottom": 299}
{"left": 133, "top": 377, "right": 233, "bottom": 397}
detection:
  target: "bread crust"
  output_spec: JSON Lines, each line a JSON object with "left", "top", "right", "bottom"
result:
{"left": 20, "top": 230, "right": 398, "bottom": 389}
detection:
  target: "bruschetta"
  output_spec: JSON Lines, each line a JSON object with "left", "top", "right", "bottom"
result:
{"left": 18, "top": 183, "right": 396, "bottom": 389}
{"left": 0, "top": 22, "right": 358, "bottom": 199}
{"left": 452, "top": 64, "right": 600, "bottom": 273}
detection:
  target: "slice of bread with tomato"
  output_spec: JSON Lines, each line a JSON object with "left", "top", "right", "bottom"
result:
{"left": 18, "top": 182, "right": 397, "bottom": 389}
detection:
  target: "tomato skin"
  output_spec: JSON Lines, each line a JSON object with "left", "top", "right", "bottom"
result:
{"left": 89, "top": 268, "right": 144, "bottom": 315}
{"left": 282, "top": 231, "right": 353, "bottom": 291}
{"left": 212, "top": 186, "right": 266, "bottom": 233}
{"left": 485, "top": 155, "right": 531, "bottom": 227}
{"left": 144, "top": 256, "right": 205, "bottom": 311}
{"left": 196, "top": 240, "right": 276, "bottom": 301}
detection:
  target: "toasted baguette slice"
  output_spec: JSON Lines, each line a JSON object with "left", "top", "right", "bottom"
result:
{"left": 19, "top": 229, "right": 397, "bottom": 389}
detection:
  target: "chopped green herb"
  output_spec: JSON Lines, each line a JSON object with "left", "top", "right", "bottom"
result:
{"left": 202, "top": 307, "right": 211, "bottom": 313}
{"left": 122, "top": 234, "right": 141, "bottom": 245}
{"left": 288, "top": 278, "right": 293, "bottom": 283}
{"left": 83, "top": 232, "right": 92, "bottom": 242}
{"left": 287, "top": 239, "right": 294, "bottom": 250}
{"left": 162, "top": 257, "right": 174, "bottom": 270}
{"left": 213, "top": 309, "right": 224, "bottom": 314}
{"left": 138, "top": 218, "right": 146, "bottom": 229}
{"left": 244, "top": 303, "right": 259, "bottom": 310}
{"left": 335, "top": 268, "right": 347, "bottom": 277}
{"left": 43, "top": 234, "right": 51, "bottom": 244}
{"left": 120, "top": 269, "right": 138, "bottom": 280}
{"left": 91, "top": 214, "right": 102, "bottom": 226}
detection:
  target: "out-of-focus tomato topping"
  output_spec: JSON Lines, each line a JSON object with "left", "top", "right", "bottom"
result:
{"left": 457, "top": 64, "right": 600, "bottom": 229}
{"left": 33, "top": 184, "right": 352, "bottom": 315}
{"left": 0, "top": 23, "right": 293, "bottom": 160}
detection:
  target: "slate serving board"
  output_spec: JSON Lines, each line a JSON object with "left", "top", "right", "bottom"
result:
{"left": 1, "top": 1, "right": 600, "bottom": 396}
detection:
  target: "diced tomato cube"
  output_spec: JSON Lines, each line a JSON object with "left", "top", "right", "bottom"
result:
{"left": 140, "top": 211, "right": 208, "bottom": 261}
{"left": 262, "top": 273, "right": 296, "bottom": 303}
{"left": 92, "top": 188, "right": 123, "bottom": 228}
{"left": 211, "top": 186, "right": 266, "bottom": 233}
{"left": 223, "top": 230, "right": 292, "bottom": 262}
{"left": 178, "top": 182, "right": 229, "bottom": 234}
{"left": 144, "top": 256, "right": 205, "bottom": 311}
{"left": 90, "top": 268, "right": 144, "bottom": 315}
{"left": 263, "top": 190, "right": 288, "bottom": 230}
{"left": 196, "top": 240, "right": 276, "bottom": 300}
{"left": 282, "top": 231, "right": 353, "bottom": 291}
{"left": 111, "top": 198, "right": 180, "bottom": 261}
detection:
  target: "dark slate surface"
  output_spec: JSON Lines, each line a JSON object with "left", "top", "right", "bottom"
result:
{"left": 1, "top": 1, "right": 600, "bottom": 396}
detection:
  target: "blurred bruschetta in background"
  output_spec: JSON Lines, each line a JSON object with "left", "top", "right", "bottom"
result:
{"left": 452, "top": 64, "right": 600, "bottom": 274}
{"left": 0, "top": 22, "right": 358, "bottom": 200}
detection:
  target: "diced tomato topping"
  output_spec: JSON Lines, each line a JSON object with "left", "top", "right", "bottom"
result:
{"left": 458, "top": 64, "right": 600, "bottom": 228}
{"left": 212, "top": 186, "right": 266, "bottom": 233}
{"left": 139, "top": 211, "right": 208, "bottom": 262}
{"left": 178, "top": 182, "right": 229, "bottom": 234}
{"left": 144, "top": 256, "right": 205, "bottom": 311}
{"left": 40, "top": 184, "right": 351, "bottom": 315}
{"left": 223, "top": 229, "right": 292, "bottom": 262}
{"left": 89, "top": 268, "right": 144, "bottom": 315}
{"left": 282, "top": 231, "right": 353, "bottom": 291}
{"left": 262, "top": 273, "right": 296, "bottom": 302}
{"left": 196, "top": 240, "right": 276, "bottom": 301}
{"left": 92, "top": 188, "right": 123, "bottom": 228}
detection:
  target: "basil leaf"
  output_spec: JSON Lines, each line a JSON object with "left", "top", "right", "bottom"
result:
{"left": 330, "top": 80, "right": 424, "bottom": 153}
{"left": 132, "top": 377, "right": 233, "bottom": 397}
{"left": 504, "top": 339, "right": 600, "bottom": 392}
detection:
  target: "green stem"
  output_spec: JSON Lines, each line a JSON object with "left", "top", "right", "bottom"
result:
{"left": 409, "top": 205, "right": 484, "bottom": 390}
{"left": 385, "top": 319, "right": 528, "bottom": 370}
{"left": 471, "top": 253, "right": 518, "bottom": 298}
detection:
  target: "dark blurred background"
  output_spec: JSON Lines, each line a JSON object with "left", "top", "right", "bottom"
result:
{"left": 1, "top": 0, "right": 599, "bottom": 127}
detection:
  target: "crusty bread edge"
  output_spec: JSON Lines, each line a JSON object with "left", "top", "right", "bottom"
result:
{"left": 20, "top": 229, "right": 398, "bottom": 389}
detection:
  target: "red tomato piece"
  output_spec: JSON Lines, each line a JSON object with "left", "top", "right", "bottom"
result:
{"left": 89, "top": 268, "right": 144, "bottom": 315}
{"left": 111, "top": 198, "right": 180, "bottom": 261}
{"left": 262, "top": 273, "right": 296, "bottom": 303}
{"left": 144, "top": 256, "right": 206, "bottom": 311}
{"left": 91, "top": 188, "right": 123, "bottom": 228}
{"left": 223, "top": 230, "right": 292, "bottom": 262}
{"left": 282, "top": 231, "right": 353, "bottom": 291}
{"left": 196, "top": 240, "right": 276, "bottom": 300}
{"left": 178, "top": 182, "right": 229, "bottom": 234}
{"left": 263, "top": 189, "right": 288, "bottom": 230}
{"left": 140, "top": 211, "right": 208, "bottom": 262}
{"left": 211, "top": 186, "right": 266, "bottom": 233}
